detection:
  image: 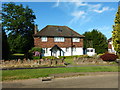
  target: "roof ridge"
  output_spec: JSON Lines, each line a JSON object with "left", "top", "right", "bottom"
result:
{"left": 47, "top": 25, "right": 65, "bottom": 27}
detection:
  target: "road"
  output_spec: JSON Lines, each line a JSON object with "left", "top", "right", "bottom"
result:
{"left": 2, "top": 72, "right": 118, "bottom": 88}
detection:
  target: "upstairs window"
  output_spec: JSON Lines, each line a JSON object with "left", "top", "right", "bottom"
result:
{"left": 41, "top": 37, "right": 47, "bottom": 42}
{"left": 109, "top": 41, "right": 112, "bottom": 44}
{"left": 72, "top": 38, "right": 80, "bottom": 42}
{"left": 54, "top": 37, "right": 64, "bottom": 42}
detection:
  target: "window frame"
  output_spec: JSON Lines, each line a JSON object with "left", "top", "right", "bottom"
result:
{"left": 72, "top": 38, "right": 80, "bottom": 42}
{"left": 54, "top": 37, "right": 65, "bottom": 42}
{"left": 41, "top": 37, "right": 47, "bottom": 42}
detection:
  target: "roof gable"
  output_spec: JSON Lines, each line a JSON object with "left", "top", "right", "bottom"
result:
{"left": 108, "top": 37, "right": 112, "bottom": 42}
{"left": 33, "top": 25, "right": 85, "bottom": 38}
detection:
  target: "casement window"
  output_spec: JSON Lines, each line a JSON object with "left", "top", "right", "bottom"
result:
{"left": 41, "top": 37, "right": 47, "bottom": 42}
{"left": 54, "top": 37, "right": 64, "bottom": 42}
{"left": 91, "top": 49, "right": 93, "bottom": 52}
{"left": 72, "top": 38, "right": 80, "bottom": 42}
{"left": 43, "top": 48, "right": 48, "bottom": 53}
{"left": 87, "top": 49, "right": 93, "bottom": 52}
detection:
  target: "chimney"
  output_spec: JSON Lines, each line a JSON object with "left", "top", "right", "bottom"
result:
{"left": 34, "top": 24, "right": 38, "bottom": 34}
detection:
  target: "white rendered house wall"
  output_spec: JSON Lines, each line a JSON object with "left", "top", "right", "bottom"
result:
{"left": 42, "top": 47, "right": 83, "bottom": 57}
{"left": 108, "top": 41, "right": 116, "bottom": 54}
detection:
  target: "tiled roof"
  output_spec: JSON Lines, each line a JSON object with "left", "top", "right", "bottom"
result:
{"left": 33, "top": 25, "right": 85, "bottom": 38}
{"left": 108, "top": 38, "right": 112, "bottom": 42}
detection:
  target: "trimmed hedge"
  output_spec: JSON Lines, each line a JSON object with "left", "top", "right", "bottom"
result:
{"left": 100, "top": 53, "right": 118, "bottom": 61}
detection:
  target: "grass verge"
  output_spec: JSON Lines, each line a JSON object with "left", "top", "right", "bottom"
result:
{"left": 2, "top": 66, "right": 118, "bottom": 81}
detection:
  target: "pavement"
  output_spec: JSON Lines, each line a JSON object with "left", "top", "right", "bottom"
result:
{"left": 2, "top": 72, "right": 118, "bottom": 88}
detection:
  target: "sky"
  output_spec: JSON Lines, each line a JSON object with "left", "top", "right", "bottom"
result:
{"left": 2, "top": 1, "right": 119, "bottom": 39}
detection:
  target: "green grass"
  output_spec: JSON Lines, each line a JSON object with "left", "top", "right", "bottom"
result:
{"left": 2, "top": 66, "right": 118, "bottom": 81}
{"left": 12, "top": 53, "right": 24, "bottom": 56}
{"left": 64, "top": 58, "right": 74, "bottom": 64}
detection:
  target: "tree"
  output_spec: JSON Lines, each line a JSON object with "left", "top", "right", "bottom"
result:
{"left": 2, "top": 2, "right": 36, "bottom": 53}
{"left": 112, "top": 6, "right": 120, "bottom": 57}
{"left": 83, "top": 29, "right": 108, "bottom": 54}
{"left": 2, "top": 27, "right": 10, "bottom": 60}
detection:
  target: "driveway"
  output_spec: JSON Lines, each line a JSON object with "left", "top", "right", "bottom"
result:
{"left": 2, "top": 72, "right": 118, "bottom": 88}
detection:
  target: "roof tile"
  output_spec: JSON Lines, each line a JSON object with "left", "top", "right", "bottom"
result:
{"left": 33, "top": 25, "right": 85, "bottom": 38}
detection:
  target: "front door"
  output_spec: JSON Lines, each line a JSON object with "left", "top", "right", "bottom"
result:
{"left": 52, "top": 47, "right": 60, "bottom": 58}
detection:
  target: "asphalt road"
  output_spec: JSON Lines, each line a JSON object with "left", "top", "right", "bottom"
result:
{"left": 2, "top": 72, "right": 118, "bottom": 88}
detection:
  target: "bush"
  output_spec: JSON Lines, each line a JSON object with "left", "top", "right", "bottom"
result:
{"left": 29, "top": 47, "right": 42, "bottom": 53}
{"left": 32, "top": 56, "right": 40, "bottom": 60}
{"left": 100, "top": 53, "right": 118, "bottom": 61}
{"left": 29, "top": 47, "right": 42, "bottom": 59}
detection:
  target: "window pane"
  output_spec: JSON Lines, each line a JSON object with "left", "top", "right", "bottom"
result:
{"left": 41, "top": 37, "right": 47, "bottom": 42}
{"left": 72, "top": 38, "right": 80, "bottom": 42}
{"left": 54, "top": 37, "right": 64, "bottom": 42}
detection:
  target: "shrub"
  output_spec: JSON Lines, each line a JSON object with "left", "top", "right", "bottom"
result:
{"left": 100, "top": 53, "right": 118, "bottom": 61}
{"left": 33, "top": 56, "right": 40, "bottom": 60}
{"left": 29, "top": 47, "right": 42, "bottom": 53}
{"left": 29, "top": 47, "right": 42, "bottom": 59}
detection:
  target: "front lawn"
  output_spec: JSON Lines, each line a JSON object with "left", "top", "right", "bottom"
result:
{"left": 2, "top": 66, "right": 118, "bottom": 81}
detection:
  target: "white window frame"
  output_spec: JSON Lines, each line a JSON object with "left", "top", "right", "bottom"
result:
{"left": 41, "top": 37, "right": 47, "bottom": 42}
{"left": 43, "top": 48, "right": 48, "bottom": 53}
{"left": 54, "top": 37, "right": 64, "bottom": 42}
{"left": 72, "top": 38, "right": 80, "bottom": 42}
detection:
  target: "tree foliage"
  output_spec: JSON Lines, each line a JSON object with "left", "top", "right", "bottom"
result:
{"left": 83, "top": 29, "right": 108, "bottom": 54}
{"left": 29, "top": 47, "right": 42, "bottom": 53}
{"left": 2, "top": 27, "right": 10, "bottom": 59}
{"left": 112, "top": 6, "right": 120, "bottom": 57}
{"left": 2, "top": 2, "right": 36, "bottom": 53}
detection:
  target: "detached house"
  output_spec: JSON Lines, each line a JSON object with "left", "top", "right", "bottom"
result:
{"left": 33, "top": 25, "right": 85, "bottom": 57}
{"left": 108, "top": 38, "right": 116, "bottom": 54}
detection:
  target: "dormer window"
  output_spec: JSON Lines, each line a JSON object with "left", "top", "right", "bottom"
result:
{"left": 72, "top": 38, "right": 80, "bottom": 42}
{"left": 41, "top": 37, "right": 47, "bottom": 42}
{"left": 57, "top": 28, "right": 62, "bottom": 32}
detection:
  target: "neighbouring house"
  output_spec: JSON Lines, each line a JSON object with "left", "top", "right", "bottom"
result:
{"left": 33, "top": 25, "right": 85, "bottom": 57}
{"left": 108, "top": 38, "right": 116, "bottom": 54}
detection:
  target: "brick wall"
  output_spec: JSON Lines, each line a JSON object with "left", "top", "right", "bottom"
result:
{"left": 34, "top": 37, "right": 83, "bottom": 48}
